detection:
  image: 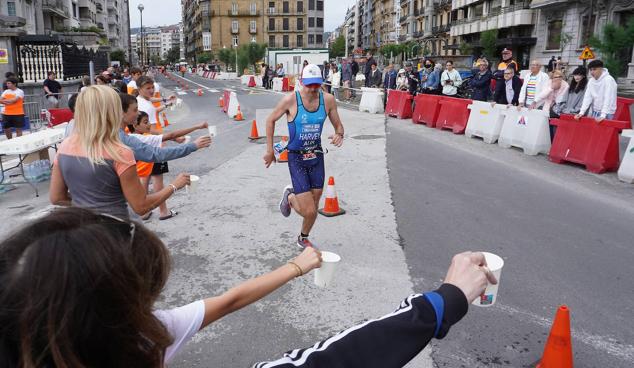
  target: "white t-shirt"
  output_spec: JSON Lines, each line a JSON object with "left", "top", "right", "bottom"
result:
{"left": 154, "top": 300, "right": 205, "bottom": 364}
{"left": 1, "top": 88, "right": 24, "bottom": 100}
{"left": 129, "top": 133, "right": 163, "bottom": 147}
{"left": 136, "top": 96, "right": 158, "bottom": 124}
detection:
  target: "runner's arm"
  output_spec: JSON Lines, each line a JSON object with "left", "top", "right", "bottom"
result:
{"left": 265, "top": 94, "right": 292, "bottom": 151}
{"left": 325, "top": 94, "right": 344, "bottom": 146}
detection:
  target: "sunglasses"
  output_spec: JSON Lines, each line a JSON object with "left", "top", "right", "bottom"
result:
{"left": 98, "top": 213, "right": 135, "bottom": 246}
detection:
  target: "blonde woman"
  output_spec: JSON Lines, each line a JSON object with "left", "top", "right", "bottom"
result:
{"left": 49, "top": 85, "right": 190, "bottom": 219}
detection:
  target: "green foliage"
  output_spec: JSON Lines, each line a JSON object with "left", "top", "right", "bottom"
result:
{"left": 165, "top": 46, "right": 180, "bottom": 64}
{"left": 110, "top": 49, "right": 126, "bottom": 64}
{"left": 459, "top": 42, "right": 473, "bottom": 56}
{"left": 379, "top": 44, "right": 400, "bottom": 58}
{"left": 150, "top": 55, "right": 162, "bottom": 66}
{"left": 480, "top": 29, "right": 498, "bottom": 60}
{"left": 589, "top": 18, "right": 634, "bottom": 77}
{"left": 197, "top": 51, "right": 214, "bottom": 64}
{"left": 330, "top": 35, "right": 345, "bottom": 58}
{"left": 218, "top": 48, "right": 235, "bottom": 71}
{"left": 238, "top": 43, "right": 267, "bottom": 72}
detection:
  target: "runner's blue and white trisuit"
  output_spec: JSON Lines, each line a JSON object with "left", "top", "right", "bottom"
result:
{"left": 287, "top": 90, "right": 327, "bottom": 194}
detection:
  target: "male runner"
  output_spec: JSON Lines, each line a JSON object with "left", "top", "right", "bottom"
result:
{"left": 263, "top": 64, "right": 345, "bottom": 248}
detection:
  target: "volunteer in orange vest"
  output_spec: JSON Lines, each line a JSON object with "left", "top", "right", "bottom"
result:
{"left": 0, "top": 77, "right": 26, "bottom": 139}
{"left": 493, "top": 48, "right": 519, "bottom": 82}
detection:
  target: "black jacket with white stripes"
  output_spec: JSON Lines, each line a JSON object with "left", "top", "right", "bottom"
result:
{"left": 253, "top": 283, "right": 468, "bottom": 368}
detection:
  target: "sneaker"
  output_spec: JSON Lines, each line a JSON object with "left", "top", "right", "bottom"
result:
{"left": 279, "top": 184, "right": 293, "bottom": 217}
{"left": 297, "top": 236, "right": 315, "bottom": 249}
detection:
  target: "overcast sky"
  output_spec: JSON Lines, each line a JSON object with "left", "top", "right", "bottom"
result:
{"left": 129, "top": 0, "right": 356, "bottom": 31}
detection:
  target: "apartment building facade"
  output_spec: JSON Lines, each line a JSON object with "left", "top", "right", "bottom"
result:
{"left": 182, "top": 0, "right": 325, "bottom": 62}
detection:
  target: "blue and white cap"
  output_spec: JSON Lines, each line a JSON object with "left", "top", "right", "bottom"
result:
{"left": 301, "top": 64, "right": 323, "bottom": 85}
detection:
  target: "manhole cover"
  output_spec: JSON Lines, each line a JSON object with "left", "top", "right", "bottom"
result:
{"left": 351, "top": 134, "right": 384, "bottom": 140}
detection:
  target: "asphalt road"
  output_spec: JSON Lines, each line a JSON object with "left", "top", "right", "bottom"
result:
{"left": 386, "top": 119, "right": 634, "bottom": 367}
{"left": 1, "top": 73, "right": 632, "bottom": 367}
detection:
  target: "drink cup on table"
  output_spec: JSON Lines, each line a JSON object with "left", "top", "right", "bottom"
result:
{"left": 314, "top": 251, "right": 341, "bottom": 288}
{"left": 472, "top": 252, "right": 504, "bottom": 307}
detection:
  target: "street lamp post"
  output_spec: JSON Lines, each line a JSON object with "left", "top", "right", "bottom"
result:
{"left": 138, "top": 4, "right": 144, "bottom": 66}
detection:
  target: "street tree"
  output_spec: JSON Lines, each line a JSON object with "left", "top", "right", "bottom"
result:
{"left": 110, "top": 49, "right": 126, "bottom": 65}
{"left": 218, "top": 48, "right": 235, "bottom": 71}
{"left": 238, "top": 43, "right": 267, "bottom": 73}
{"left": 165, "top": 46, "right": 180, "bottom": 64}
{"left": 197, "top": 51, "right": 214, "bottom": 64}
{"left": 480, "top": 30, "right": 498, "bottom": 60}
{"left": 330, "top": 35, "right": 345, "bottom": 58}
{"left": 590, "top": 18, "right": 634, "bottom": 77}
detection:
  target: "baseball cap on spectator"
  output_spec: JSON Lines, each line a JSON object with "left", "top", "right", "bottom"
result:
{"left": 301, "top": 64, "right": 323, "bottom": 85}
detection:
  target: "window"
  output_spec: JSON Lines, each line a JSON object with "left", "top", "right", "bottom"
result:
{"left": 297, "top": 17, "right": 304, "bottom": 30}
{"left": 297, "top": 1, "right": 303, "bottom": 12}
{"left": 283, "top": 35, "right": 289, "bottom": 47}
{"left": 546, "top": 19, "right": 563, "bottom": 50}
{"left": 316, "top": 34, "right": 322, "bottom": 44}
{"left": 203, "top": 32, "right": 211, "bottom": 51}
{"left": 308, "top": 34, "right": 314, "bottom": 44}
{"left": 309, "top": 0, "right": 315, "bottom": 11}
{"left": 233, "top": 36, "right": 239, "bottom": 46}
{"left": 579, "top": 15, "right": 596, "bottom": 47}
{"left": 269, "top": 35, "right": 276, "bottom": 47}
{"left": 316, "top": 17, "right": 323, "bottom": 28}
{"left": 232, "top": 20, "right": 239, "bottom": 33}
{"left": 283, "top": 1, "right": 289, "bottom": 13}
{"left": 231, "top": 3, "right": 238, "bottom": 15}
{"left": 309, "top": 17, "right": 315, "bottom": 27}
{"left": 250, "top": 20, "right": 257, "bottom": 32}
{"left": 250, "top": 3, "right": 257, "bottom": 14}
{"left": 473, "top": 4, "right": 483, "bottom": 18}
{"left": 317, "top": 1, "right": 323, "bottom": 11}
{"left": 283, "top": 18, "right": 289, "bottom": 30}
{"left": 269, "top": 1, "right": 275, "bottom": 14}
{"left": 269, "top": 18, "right": 275, "bottom": 30}
{"left": 7, "top": 1, "right": 16, "bottom": 16}
{"left": 297, "top": 35, "right": 304, "bottom": 47}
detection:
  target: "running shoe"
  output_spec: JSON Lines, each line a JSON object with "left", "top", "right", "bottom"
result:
{"left": 279, "top": 184, "right": 293, "bottom": 217}
{"left": 297, "top": 236, "right": 315, "bottom": 249}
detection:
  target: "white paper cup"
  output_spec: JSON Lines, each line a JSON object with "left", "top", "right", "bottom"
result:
{"left": 314, "top": 251, "right": 341, "bottom": 288}
{"left": 472, "top": 252, "right": 504, "bottom": 307}
{"left": 208, "top": 125, "right": 217, "bottom": 137}
{"left": 183, "top": 135, "right": 191, "bottom": 144}
{"left": 186, "top": 175, "right": 200, "bottom": 194}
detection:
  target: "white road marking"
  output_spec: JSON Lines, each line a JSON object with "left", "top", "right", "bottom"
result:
{"left": 208, "top": 89, "right": 219, "bottom": 93}
{"left": 176, "top": 91, "right": 187, "bottom": 95}
{"left": 497, "top": 303, "right": 634, "bottom": 362}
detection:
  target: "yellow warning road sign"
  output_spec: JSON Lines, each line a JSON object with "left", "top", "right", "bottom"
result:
{"left": 579, "top": 46, "right": 595, "bottom": 60}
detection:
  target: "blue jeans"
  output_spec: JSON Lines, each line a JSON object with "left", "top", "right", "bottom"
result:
{"left": 590, "top": 111, "right": 614, "bottom": 120}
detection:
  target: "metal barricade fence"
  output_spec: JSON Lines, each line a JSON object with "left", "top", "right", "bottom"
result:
{"left": 322, "top": 79, "right": 367, "bottom": 108}
{"left": 22, "top": 92, "right": 75, "bottom": 131}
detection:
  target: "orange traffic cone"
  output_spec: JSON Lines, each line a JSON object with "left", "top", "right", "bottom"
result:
{"left": 248, "top": 120, "right": 260, "bottom": 140}
{"left": 218, "top": 96, "right": 224, "bottom": 107}
{"left": 278, "top": 136, "right": 289, "bottom": 163}
{"left": 162, "top": 112, "right": 170, "bottom": 127}
{"left": 537, "top": 305, "right": 573, "bottom": 368}
{"left": 234, "top": 105, "right": 244, "bottom": 121}
{"left": 197, "top": 88, "right": 203, "bottom": 96}
{"left": 318, "top": 176, "right": 346, "bottom": 217}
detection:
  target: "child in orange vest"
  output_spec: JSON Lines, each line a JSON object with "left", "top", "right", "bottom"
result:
{"left": 128, "top": 111, "right": 209, "bottom": 220}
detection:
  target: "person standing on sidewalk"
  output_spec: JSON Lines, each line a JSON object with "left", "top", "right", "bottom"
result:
{"left": 263, "top": 64, "right": 345, "bottom": 249}
{"left": 0, "top": 77, "right": 25, "bottom": 139}
{"left": 518, "top": 60, "right": 550, "bottom": 109}
{"left": 363, "top": 52, "right": 377, "bottom": 87}
{"left": 441, "top": 61, "right": 462, "bottom": 97}
{"left": 574, "top": 59, "right": 618, "bottom": 122}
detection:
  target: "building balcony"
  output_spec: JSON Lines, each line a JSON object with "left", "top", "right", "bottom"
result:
{"left": 108, "top": 15, "right": 117, "bottom": 25}
{"left": 399, "top": 15, "right": 408, "bottom": 23}
{"left": 267, "top": 9, "right": 305, "bottom": 15}
{"left": 413, "top": 31, "right": 424, "bottom": 38}
{"left": 249, "top": 27, "right": 257, "bottom": 34}
{"left": 266, "top": 27, "right": 303, "bottom": 33}
{"left": 450, "top": 2, "right": 534, "bottom": 37}
{"left": 400, "top": 0, "right": 408, "bottom": 7}
{"left": 452, "top": 0, "right": 484, "bottom": 10}
{"left": 231, "top": 27, "right": 239, "bottom": 34}
{"left": 42, "top": 0, "right": 70, "bottom": 18}
{"left": 228, "top": 10, "right": 261, "bottom": 16}
{"left": 435, "top": 0, "right": 452, "bottom": 9}
{"left": 432, "top": 24, "right": 450, "bottom": 34}
{"left": 529, "top": 0, "right": 569, "bottom": 8}
{"left": 398, "top": 34, "right": 407, "bottom": 42}
{"left": 96, "top": 3, "right": 103, "bottom": 12}
{"left": 108, "top": 2, "right": 116, "bottom": 11}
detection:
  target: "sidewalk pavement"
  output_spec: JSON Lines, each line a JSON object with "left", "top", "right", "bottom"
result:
{"left": 149, "top": 108, "right": 433, "bottom": 367}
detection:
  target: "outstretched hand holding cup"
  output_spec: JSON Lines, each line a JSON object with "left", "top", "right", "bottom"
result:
{"left": 194, "top": 136, "right": 212, "bottom": 149}
{"left": 170, "top": 173, "right": 191, "bottom": 191}
{"left": 290, "top": 247, "right": 323, "bottom": 276}
{"left": 444, "top": 251, "right": 500, "bottom": 305}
